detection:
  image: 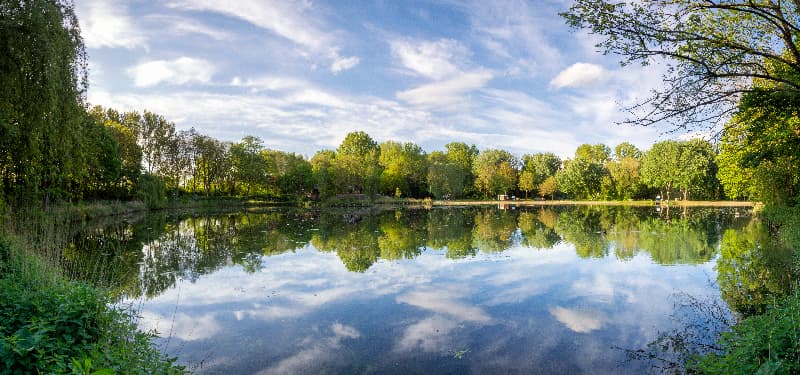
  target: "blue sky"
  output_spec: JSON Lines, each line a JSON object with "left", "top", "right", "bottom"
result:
{"left": 75, "top": 0, "right": 684, "bottom": 158}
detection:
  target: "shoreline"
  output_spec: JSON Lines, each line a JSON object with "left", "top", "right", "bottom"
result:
{"left": 429, "top": 199, "right": 755, "bottom": 207}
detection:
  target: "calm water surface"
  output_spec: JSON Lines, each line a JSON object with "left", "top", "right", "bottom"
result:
{"left": 67, "top": 205, "right": 796, "bottom": 374}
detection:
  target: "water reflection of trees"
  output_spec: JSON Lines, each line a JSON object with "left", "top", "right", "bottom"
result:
{"left": 64, "top": 205, "right": 793, "bottom": 311}
{"left": 717, "top": 219, "right": 798, "bottom": 315}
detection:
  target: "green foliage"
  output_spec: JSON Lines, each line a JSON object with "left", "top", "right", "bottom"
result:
{"left": 427, "top": 151, "right": 465, "bottom": 199}
{"left": 692, "top": 293, "right": 800, "bottom": 375}
{"left": 561, "top": 0, "right": 800, "bottom": 128}
{"left": 136, "top": 174, "right": 166, "bottom": 209}
{"left": 641, "top": 140, "right": 682, "bottom": 200}
{"left": 379, "top": 141, "right": 428, "bottom": 197}
{"left": 0, "top": 0, "right": 87, "bottom": 202}
{"left": 556, "top": 146, "right": 610, "bottom": 200}
{"left": 0, "top": 273, "right": 184, "bottom": 374}
{"left": 520, "top": 152, "right": 561, "bottom": 198}
{"left": 473, "top": 149, "right": 520, "bottom": 197}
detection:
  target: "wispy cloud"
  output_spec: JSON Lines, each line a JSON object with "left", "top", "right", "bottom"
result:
{"left": 76, "top": 0, "right": 146, "bottom": 49}
{"left": 396, "top": 70, "right": 493, "bottom": 110}
{"left": 466, "top": 0, "right": 564, "bottom": 76}
{"left": 147, "top": 15, "right": 234, "bottom": 41}
{"left": 391, "top": 38, "right": 469, "bottom": 80}
{"left": 128, "top": 57, "right": 215, "bottom": 87}
{"left": 167, "top": 0, "right": 359, "bottom": 73}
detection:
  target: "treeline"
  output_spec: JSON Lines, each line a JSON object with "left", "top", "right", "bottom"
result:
{"left": 0, "top": 99, "right": 772, "bottom": 205}
{"left": 2, "top": 0, "right": 795, "bottom": 207}
{"left": 40, "top": 106, "right": 730, "bottom": 205}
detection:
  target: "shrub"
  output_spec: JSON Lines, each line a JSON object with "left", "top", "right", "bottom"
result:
{"left": 692, "top": 293, "right": 800, "bottom": 374}
{"left": 136, "top": 174, "right": 167, "bottom": 209}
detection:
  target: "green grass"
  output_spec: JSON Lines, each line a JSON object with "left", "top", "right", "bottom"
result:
{"left": 0, "top": 207, "right": 185, "bottom": 374}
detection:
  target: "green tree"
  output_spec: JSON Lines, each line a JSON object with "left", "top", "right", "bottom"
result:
{"left": 0, "top": 0, "right": 89, "bottom": 202}
{"left": 427, "top": 151, "right": 465, "bottom": 199}
{"left": 677, "top": 139, "right": 718, "bottom": 201}
{"left": 88, "top": 106, "right": 142, "bottom": 195}
{"left": 334, "top": 131, "right": 382, "bottom": 196}
{"left": 310, "top": 150, "right": 337, "bottom": 198}
{"left": 555, "top": 144, "right": 609, "bottom": 199}
{"left": 518, "top": 170, "right": 536, "bottom": 199}
{"left": 641, "top": 140, "right": 683, "bottom": 201}
{"left": 193, "top": 135, "right": 227, "bottom": 196}
{"left": 445, "top": 142, "right": 479, "bottom": 197}
{"left": 268, "top": 150, "right": 314, "bottom": 198}
{"left": 230, "top": 136, "right": 266, "bottom": 196}
{"left": 607, "top": 142, "right": 642, "bottom": 200}
{"left": 473, "top": 149, "right": 520, "bottom": 198}
{"left": 378, "top": 141, "right": 427, "bottom": 197}
{"left": 562, "top": 1, "right": 800, "bottom": 128}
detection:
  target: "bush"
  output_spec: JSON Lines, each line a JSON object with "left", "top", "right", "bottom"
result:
{"left": 136, "top": 174, "right": 167, "bottom": 209}
{"left": 0, "top": 235, "right": 184, "bottom": 374}
{"left": 692, "top": 293, "right": 800, "bottom": 374}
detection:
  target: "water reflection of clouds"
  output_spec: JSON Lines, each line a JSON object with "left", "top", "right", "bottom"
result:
{"left": 549, "top": 306, "right": 606, "bottom": 333}
{"left": 397, "top": 289, "right": 491, "bottom": 323}
{"left": 136, "top": 234, "right": 722, "bottom": 374}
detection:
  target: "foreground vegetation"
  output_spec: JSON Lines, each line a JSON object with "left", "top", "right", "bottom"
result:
{"left": 0, "top": 231, "right": 184, "bottom": 374}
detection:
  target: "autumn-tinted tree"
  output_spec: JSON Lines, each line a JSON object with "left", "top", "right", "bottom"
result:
{"left": 607, "top": 142, "right": 642, "bottom": 199}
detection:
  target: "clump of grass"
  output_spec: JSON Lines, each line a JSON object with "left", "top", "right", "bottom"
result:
{"left": 0, "top": 211, "right": 185, "bottom": 374}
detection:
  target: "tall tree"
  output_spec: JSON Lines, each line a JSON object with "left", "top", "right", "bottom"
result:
{"left": 520, "top": 152, "right": 562, "bottom": 198}
{"left": 473, "top": 149, "right": 520, "bottom": 197}
{"left": 608, "top": 142, "right": 643, "bottom": 199}
{"left": 445, "top": 142, "right": 479, "bottom": 197}
{"left": 0, "top": 0, "right": 88, "bottom": 202}
{"left": 427, "top": 151, "right": 465, "bottom": 199}
{"left": 640, "top": 140, "right": 683, "bottom": 201}
{"left": 556, "top": 144, "right": 609, "bottom": 199}
{"left": 334, "top": 131, "right": 382, "bottom": 195}
{"left": 562, "top": 1, "right": 800, "bottom": 129}
{"left": 230, "top": 136, "right": 266, "bottom": 196}
{"left": 378, "top": 141, "right": 428, "bottom": 197}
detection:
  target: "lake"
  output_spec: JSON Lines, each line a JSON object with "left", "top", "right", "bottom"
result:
{"left": 64, "top": 205, "right": 796, "bottom": 374}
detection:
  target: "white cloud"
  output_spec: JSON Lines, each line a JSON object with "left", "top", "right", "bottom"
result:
{"left": 149, "top": 15, "right": 234, "bottom": 41}
{"left": 128, "top": 57, "right": 215, "bottom": 87}
{"left": 330, "top": 56, "right": 361, "bottom": 74}
{"left": 396, "top": 70, "right": 493, "bottom": 109}
{"left": 75, "top": 0, "right": 146, "bottom": 49}
{"left": 168, "top": 0, "right": 358, "bottom": 73}
{"left": 549, "top": 306, "right": 605, "bottom": 333}
{"left": 391, "top": 38, "right": 469, "bottom": 80}
{"left": 550, "top": 63, "right": 609, "bottom": 89}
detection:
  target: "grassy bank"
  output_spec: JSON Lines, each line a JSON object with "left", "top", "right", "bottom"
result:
{"left": 692, "top": 205, "right": 800, "bottom": 374}
{"left": 0, "top": 203, "right": 186, "bottom": 374}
